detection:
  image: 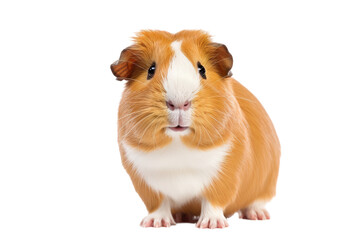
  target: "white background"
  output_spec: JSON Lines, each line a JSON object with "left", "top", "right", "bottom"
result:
{"left": 1, "top": 0, "right": 359, "bottom": 239}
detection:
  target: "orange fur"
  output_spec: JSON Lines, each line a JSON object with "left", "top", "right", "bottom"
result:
{"left": 113, "top": 30, "right": 280, "bottom": 218}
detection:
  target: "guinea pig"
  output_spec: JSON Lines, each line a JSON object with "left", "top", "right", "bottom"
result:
{"left": 110, "top": 30, "right": 280, "bottom": 229}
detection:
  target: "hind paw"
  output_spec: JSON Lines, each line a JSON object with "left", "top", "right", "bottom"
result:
{"left": 238, "top": 202, "right": 270, "bottom": 220}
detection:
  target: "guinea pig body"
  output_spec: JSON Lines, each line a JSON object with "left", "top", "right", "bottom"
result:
{"left": 112, "top": 30, "right": 280, "bottom": 228}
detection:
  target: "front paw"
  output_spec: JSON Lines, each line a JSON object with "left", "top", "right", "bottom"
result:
{"left": 196, "top": 200, "right": 229, "bottom": 229}
{"left": 196, "top": 215, "right": 229, "bottom": 229}
{"left": 140, "top": 198, "right": 175, "bottom": 228}
{"left": 140, "top": 214, "right": 176, "bottom": 228}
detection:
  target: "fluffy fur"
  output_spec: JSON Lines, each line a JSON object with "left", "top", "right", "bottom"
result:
{"left": 123, "top": 138, "right": 231, "bottom": 206}
{"left": 111, "top": 30, "right": 280, "bottom": 228}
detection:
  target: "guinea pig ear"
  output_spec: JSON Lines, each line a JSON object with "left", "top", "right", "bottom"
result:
{"left": 209, "top": 43, "right": 233, "bottom": 78}
{"left": 110, "top": 46, "right": 141, "bottom": 81}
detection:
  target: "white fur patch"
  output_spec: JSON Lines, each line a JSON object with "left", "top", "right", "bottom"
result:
{"left": 163, "top": 41, "right": 201, "bottom": 105}
{"left": 122, "top": 138, "right": 231, "bottom": 206}
{"left": 163, "top": 41, "right": 200, "bottom": 131}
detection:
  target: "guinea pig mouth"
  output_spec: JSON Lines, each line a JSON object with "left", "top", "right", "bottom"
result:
{"left": 169, "top": 125, "right": 189, "bottom": 132}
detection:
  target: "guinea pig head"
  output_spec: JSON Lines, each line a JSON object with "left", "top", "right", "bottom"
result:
{"left": 112, "top": 30, "right": 235, "bottom": 151}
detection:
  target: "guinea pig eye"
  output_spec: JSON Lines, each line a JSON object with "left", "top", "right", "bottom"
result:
{"left": 147, "top": 62, "right": 156, "bottom": 80}
{"left": 197, "top": 62, "right": 206, "bottom": 79}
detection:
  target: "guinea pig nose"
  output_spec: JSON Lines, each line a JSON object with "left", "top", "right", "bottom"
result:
{"left": 182, "top": 101, "right": 191, "bottom": 111}
{"left": 166, "top": 101, "right": 176, "bottom": 111}
{"left": 166, "top": 100, "right": 191, "bottom": 111}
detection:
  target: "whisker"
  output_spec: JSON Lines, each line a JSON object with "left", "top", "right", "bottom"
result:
{"left": 119, "top": 114, "right": 154, "bottom": 144}
{"left": 118, "top": 112, "right": 152, "bottom": 136}
{"left": 118, "top": 109, "right": 151, "bottom": 121}
{"left": 197, "top": 126, "right": 202, "bottom": 148}
{"left": 137, "top": 116, "right": 161, "bottom": 146}
{"left": 206, "top": 114, "right": 226, "bottom": 144}
{"left": 202, "top": 124, "right": 215, "bottom": 146}
{"left": 153, "top": 117, "right": 162, "bottom": 148}
{"left": 202, "top": 95, "right": 256, "bottom": 104}
{"left": 193, "top": 113, "right": 225, "bottom": 144}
